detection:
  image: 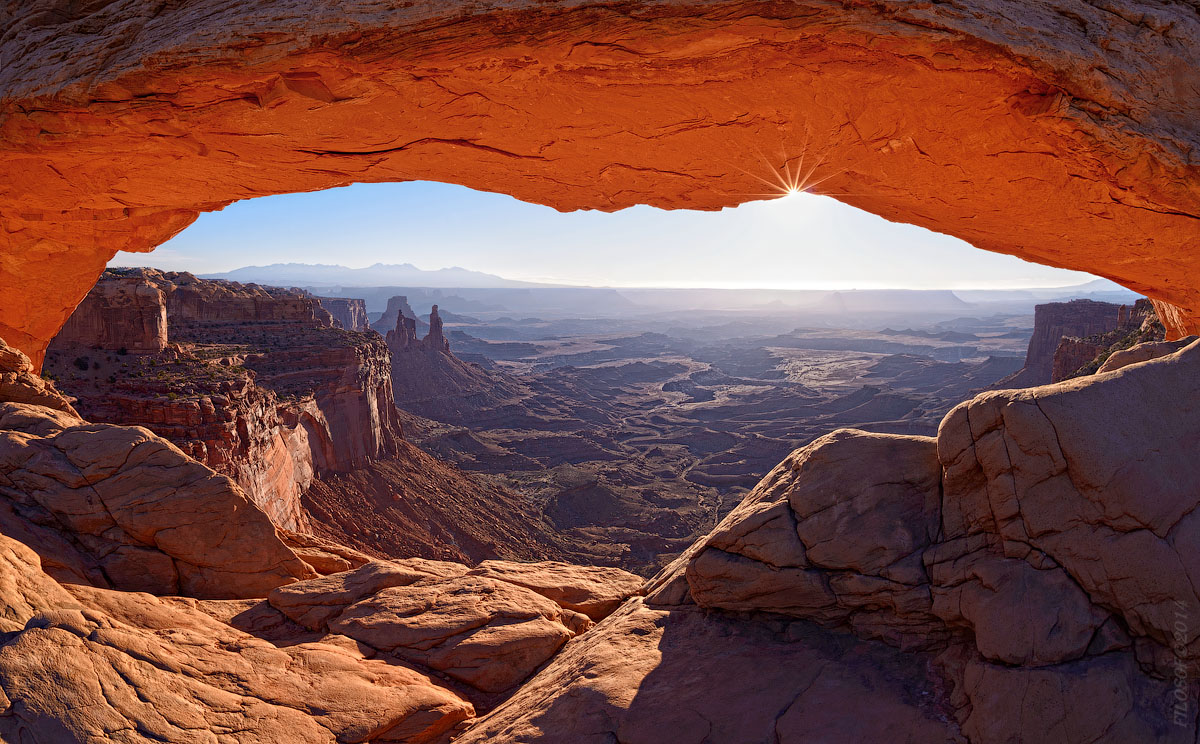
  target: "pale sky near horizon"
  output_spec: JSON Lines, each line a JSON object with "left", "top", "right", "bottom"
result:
{"left": 112, "top": 181, "right": 1098, "bottom": 289}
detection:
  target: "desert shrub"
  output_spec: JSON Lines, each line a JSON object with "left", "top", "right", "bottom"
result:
{"left": 72, "top": 356, "right": 89, "bottom": 371}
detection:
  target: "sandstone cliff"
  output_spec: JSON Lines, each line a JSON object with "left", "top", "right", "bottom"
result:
{"left": 0, "top": 339, "right": 317, "bottom": 598}
{"left": 319, "top": 297, "right": 369, "bottom": 331}
{"left": 372, "top": 295, "right": 427, "bottom": 336}
{"left": 1050, "top": 298, "right": 1166, "bottom": 381}
{"left": 997, "top": 299, "right": 1124, "bottom": 387}
{"left": 45, "top": 270, "right": 402, "bottom": 531}
{"left": 46, "top": 268, "right": 168, "bottom": 354}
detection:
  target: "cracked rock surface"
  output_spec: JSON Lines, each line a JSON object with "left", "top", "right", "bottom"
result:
{"left": 269, "top": 559, "right": 643, "bottom": 694}
{"left": 456, "top": 599, "right": 964, "bottom": 744}
{"left": 4, "top": 335, "right": 1200, "bottom": 741}
{"left": 0, "top": 534, "right": 473, "bottom": 744}
{"left": 3, "top": 1, "right": 1200, "bottom": 363}
{"left": 0, "top": 338, "right": 315, "bottom": 598}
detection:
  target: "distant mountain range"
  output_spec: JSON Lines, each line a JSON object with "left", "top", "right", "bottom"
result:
{"left": 201, "top": 263, "right": 553, "bottom": 289}
{"left": 955, "top": 277, "right": 1140, "bottom": 303}
{"left": 201, "top": 263, "right": 1142, "bottom": 318}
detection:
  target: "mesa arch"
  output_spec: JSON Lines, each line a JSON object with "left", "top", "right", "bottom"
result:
{"left": 2, "top": 0, "right": 1198, "bottom": 368}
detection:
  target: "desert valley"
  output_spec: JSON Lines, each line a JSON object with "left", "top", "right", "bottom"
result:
{"left": 3, "top": 2, "right": 1200, "bottom": 743}
{"left": 42, "top": 268, "right": 1158, "bottom": 579}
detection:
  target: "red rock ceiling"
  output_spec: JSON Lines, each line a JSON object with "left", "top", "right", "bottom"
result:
{"left": 2, "top": 1, "right": 1198, "bottom": 367}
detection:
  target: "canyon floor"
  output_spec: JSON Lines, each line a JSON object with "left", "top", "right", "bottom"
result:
{"left": 392, "top": 310, "right": 1031, "bottom": 573}
{"left": 8, "top": 269, "right": 1192, "bottom": 743}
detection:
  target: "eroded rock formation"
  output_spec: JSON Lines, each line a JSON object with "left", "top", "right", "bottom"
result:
{"left": 43, "top": 269, "right": 401, "bottom": 530}
{"left": 46, "top": 269, "right": 168, "bottom": 354}
{"left": 319, "top": 296, "right": 369, "bottom": 331}
{"left": 0, "top": 339, "right": 316, "bottom": 598}
{"left": 373, "top": 295, "right": 424, "bottom": 337}
{"left": 384, "top": 304, "right": 515, "bottom": 417}
{"left": 463, "top": 339, "right": 1200, "bottom": 742}
{"left": 0, "top": 532, "right": 475, "bottom": 744}
{"left": 998, "top": 299, "right": 1125, "bottom": 387}
{"left": 386, "top": 304, "right": 448, "bottom": 355}
{"left": 3, "top": 1, "right": 1200, "bottom": 365}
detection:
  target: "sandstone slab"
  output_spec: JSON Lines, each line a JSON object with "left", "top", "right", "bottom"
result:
{"left": 277, "top": 570, "right": 590, "bottom": 694}
{"left": 456, "top": 599, "right": 963, "bottom": 743}
{"left": 465, "top": 560, "right": 643, "bottom": 620}
{"left": 684, "top": 429, "right": 947, "bottom": 649}
{"left": 0, "top": 582, "right": 473, "bottom": 744}
{"left": 0, "top": 399, "right": 315, "bottom": 598}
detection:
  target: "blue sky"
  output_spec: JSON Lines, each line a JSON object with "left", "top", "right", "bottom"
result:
{"left": 113, "top": 181, "right": 1098, "bottom": 289}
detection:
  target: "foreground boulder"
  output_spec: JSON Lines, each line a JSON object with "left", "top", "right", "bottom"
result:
{"left": 0, "top": 532, "right": 473, "bottom": 743}
{"left": 0, "top": 338, "right": 314, "bottom": 598}
{"left": 458, "top": 599, "right": 963, "bottom": 744}
{"left": 684, "top": 430, "right": 946, "bottom": 650}
{"left": 465, "top": 560, "right": 644, "bottom": 621}
{"left": 268, "top": 558, "right": 643, "bottom": 694}
{"left": 461, "top": 339, "right": 1200, "bottom": 743}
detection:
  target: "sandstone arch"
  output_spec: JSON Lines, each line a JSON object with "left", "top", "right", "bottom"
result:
{"left": 2, "top": 0, "right": 1198, "bottom": 367}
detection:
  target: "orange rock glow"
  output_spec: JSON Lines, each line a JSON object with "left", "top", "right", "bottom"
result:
{"left": 2, "top": 1, "right": 1198, "bottom": 366}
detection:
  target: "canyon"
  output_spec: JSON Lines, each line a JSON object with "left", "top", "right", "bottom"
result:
{"left": 376, "top": 299, "right": 1035, "bottom": 573}
{"left": 4, "top": 302, "right": 1200, "bottom": 741}
{"left": 42, "top": 270, "right": 567, "bottom": 566}
{"left": 2, "top": 1, "right": 1200, "bottom": 742}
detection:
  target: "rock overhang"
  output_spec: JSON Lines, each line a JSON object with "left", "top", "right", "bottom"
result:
{"left": 2, "top": 0, "right": 1198, "bottom": 366}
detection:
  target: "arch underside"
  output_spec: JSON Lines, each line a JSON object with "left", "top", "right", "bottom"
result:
{"left": 2, "top": 0, "right": 1198, "bottom": 366}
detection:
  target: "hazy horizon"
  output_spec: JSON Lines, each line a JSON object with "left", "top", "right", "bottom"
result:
{"left": 173, "top": 261, "right": 1120, "bottom": 293}
{"left": 112, "top": 180, "right": 1103, "bottom": 290}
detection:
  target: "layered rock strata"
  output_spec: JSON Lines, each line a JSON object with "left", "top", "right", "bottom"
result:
{"left": 0, "top": 532, "right": 475, "bottom": 744}
{"left": 319, "top": 296, "right": 369, "bottom": 331}
{"left": 46, "top": 269, "right": 168, "bottom": 354}
{"left": 0, "top": 339, "right": 316, "bottom": 598}
{"left": 999, "top": 299, "right": 1125, "bottom": 387}
{"left": 44, "top": 269, "right": 402, "bottom": 530}
{"left": 269, "top": 561, "right": 595, "bottom": 695}
{"left": 1050, "top": 298, "right": 1166, "bottom": 381}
